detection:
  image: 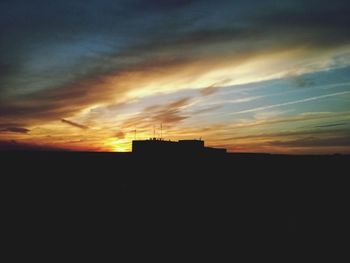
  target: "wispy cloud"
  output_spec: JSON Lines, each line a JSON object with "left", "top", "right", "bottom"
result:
{"left": 1, "top": 1, "right": 350, "bottom": 153}
{"left": 226, "top": 111, "right": 350, "bottom": 130}
{"left": 61, "top": 119, "right": 89, "bottom": 130}
{"left": 231, "top": 91, "right": 350, "bottom": 115}
{"left": 204, "top": 95, "right": 263, "bottom": 107}
{"left": 0, "top": 127, "right": 30, "bottom": 134}
{"left": 115, "top": 131, "right": 125, "bottom": 139}
{"left": 122, "top": 97, "right": 192, "bottom": 128}
{"left": 0, "top": 140, "right": 67, "bottom": 151}
{"left": 200, "top": 79, "right": 232, "bottom": 96}
{"left": 268, "top": 135, "right": 350, "bottom": 148}
{"left": 315, "top": 122, "right": 347, "bottom": 128}
{"left": 1, "top": 0, "right": 350, "bottom": 126}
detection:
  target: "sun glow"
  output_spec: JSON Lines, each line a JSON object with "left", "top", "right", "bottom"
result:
{"left": 104, "top": 138, "right": 131, "bottom": 152}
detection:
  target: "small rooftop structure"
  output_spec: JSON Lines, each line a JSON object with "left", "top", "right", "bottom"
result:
{"left": 132, "top": 138, "right": 227, "bottom": 156}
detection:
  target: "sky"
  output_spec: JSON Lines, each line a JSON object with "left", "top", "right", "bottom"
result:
{"left": 0, "top": 0, "right": 350, "bottom": 153}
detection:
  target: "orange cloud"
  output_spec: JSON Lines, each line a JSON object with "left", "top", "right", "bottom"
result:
{"left": 61, "top": 119, "right": 89, "bottom": 130}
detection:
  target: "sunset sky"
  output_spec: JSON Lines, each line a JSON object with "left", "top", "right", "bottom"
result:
{"left": 1, "top": 0, "right": 350, "bottom": 153}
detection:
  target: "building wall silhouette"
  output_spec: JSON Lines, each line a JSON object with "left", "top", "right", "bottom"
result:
{"left": 132, "top": 139, "right": 227, "bottom": 155}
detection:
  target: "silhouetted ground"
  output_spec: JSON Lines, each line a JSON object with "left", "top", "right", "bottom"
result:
{"left": 1, "top": 151, "right": 348, "bottom": 254}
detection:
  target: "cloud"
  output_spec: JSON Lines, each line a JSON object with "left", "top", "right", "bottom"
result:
{"left": 286, "top": 75, "right": 315, "bottom": 88}
{"left": 1, "top": 0, "right": 350, "bottom": 154}
{"left": 61, "top": 119, "right": 89, "bottom": 129}
{"left": 122, "top": 97, "right": 192, "bottom": 128}
{"left": 0, "top": 140, "right": 67, "bottom": 151}
{"left": 219, "top": 112, "right": 350, "bottom": 132}
{"left": 200, "top": 79, "right": 231, "bottom": 96}
{"left": 134, "top": 0, "right": 200, "bottom": 10}
{"left": 268, "top": 135, "right": 350, "bottom": 148}
{"left": 0, "top": 127, "right": 30, "bottom": 134}
{"left": 115, "top": 131, "right": 125, "bottom": 139}
{"left": 230, "top": 91, "right": 350, "bottom": 115}
{"left": 200, "top": 86, "right": 220, "bottom": 96}
{"left": 315, "top": 123, "right": 347, "bottom": 128}
{"left": 224, "top": 128, "right": 349, "bottom": 142}
{"left": 1, "top": 0, "right": 350, "bottom": 127}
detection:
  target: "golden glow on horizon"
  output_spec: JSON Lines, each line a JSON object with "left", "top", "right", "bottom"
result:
{"left": 105, "top": 138, "right": 130, "bottom": 152}
{"left": 1, "top": 46, "right": 350, "bottom": 154}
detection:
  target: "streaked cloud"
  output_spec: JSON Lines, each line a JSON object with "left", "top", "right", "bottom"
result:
{"left": 122, "top": 97, "right": 192, "bottom": 128}
{"left": 231, "top": 91, "right": 350, "bottom": 115}
{"left": 0, "top": 140, "right": 67, "bottom": 151}
{"left": 0, "top": 0, "right": 350, "bottom": 153}
{"left": 115, "top": 131, "right": 126, "bottom": 139}
{"left": 268, "top": 135, "right": 350, "bottom": 148}
{"left": 61, "top": 119, "right": 89, "bottom": 130}
{"left": 315, "top": 123, "right": 347, "bottom": 128}
{"left": 0, "top": 127, "right": 30, "bottom": 134}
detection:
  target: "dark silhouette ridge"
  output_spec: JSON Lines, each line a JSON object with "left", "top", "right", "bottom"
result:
{"left": 1, "top": 150, "right": 349, "bottom": 245}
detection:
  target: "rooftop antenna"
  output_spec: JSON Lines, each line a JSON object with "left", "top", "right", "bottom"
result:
{"left": 153, "top": 125, "right": 155, "bottom": 139}
{"left": 160, "top": 123, "right": 162, "bottom": 140}
{"left": 134, "top": 128, "right": 136, "bottom": 140}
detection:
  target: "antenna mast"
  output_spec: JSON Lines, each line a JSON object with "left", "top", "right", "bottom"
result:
{"left": 160, "top": 123, "right": 162, "bottom": 140}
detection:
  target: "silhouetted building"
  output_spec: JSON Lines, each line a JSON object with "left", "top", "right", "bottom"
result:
{"left": 132, "top": 138, "right": 227, "bottom": 156}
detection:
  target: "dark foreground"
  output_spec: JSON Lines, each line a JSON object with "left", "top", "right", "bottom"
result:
{"left": 1, "top": 151, "right": 348, "bottom": 255}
